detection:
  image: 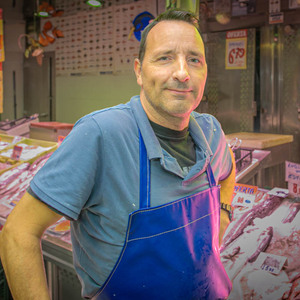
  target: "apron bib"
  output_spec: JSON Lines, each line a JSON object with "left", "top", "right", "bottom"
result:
{"left": 93, "top": 132, "right": 231, "bottom": 300}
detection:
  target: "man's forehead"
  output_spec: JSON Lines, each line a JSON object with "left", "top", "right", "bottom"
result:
{"left": 149, "top": 20, "right": 200, "bottom": 36}
{"left": 146, "top": 20, "right": 204, "bottom": 51}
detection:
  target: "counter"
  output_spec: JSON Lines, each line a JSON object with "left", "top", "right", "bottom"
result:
{"left": 0, "top": 132, "right": 292, "bottom": 299}
{"left": 226, "top": 132, "right": 294, "bottom": 188}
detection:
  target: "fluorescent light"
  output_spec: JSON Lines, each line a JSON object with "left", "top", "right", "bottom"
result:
{"left": 86, "top": 0, "right": 102, "bottom": 7}
{"left": 37, "top": 11, "right": 49, "bottom": 17}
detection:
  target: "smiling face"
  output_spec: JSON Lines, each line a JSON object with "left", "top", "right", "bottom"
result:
{"left": 134, "top": 20, "right": 207, "bottom": 130}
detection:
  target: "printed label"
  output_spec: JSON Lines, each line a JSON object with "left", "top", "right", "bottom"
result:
{"left": 11, "top": 145, "right": 23, "bottom": 160}
{"left": 232, "top": 183, "right": 258, "bottom": 208}
{"left": 254, "top": 252, "right": 287, "bottom": 275}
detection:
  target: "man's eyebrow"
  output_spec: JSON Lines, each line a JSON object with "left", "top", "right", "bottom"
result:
{"left": 153, "top": 50, "right": 173, "bottom": 56}
{"left": 189, "top": 51, "right": 204, "bottom": 58}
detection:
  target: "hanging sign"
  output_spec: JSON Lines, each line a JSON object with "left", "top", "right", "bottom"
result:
{"left": 225, "top": 29, "right": 247, "bottom": 70}
{"left": 269, "top": 12, "right": 284, "bottom": 24}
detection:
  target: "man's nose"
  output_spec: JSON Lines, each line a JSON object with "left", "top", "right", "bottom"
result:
{"left": 172, "top": 58, "right": 190, "bottom": 82}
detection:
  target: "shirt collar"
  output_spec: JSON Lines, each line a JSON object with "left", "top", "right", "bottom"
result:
{"left": 189, "top": 113, "right": 213, "bottom": 158}
{"left": 130, "top": 96, "right": 162, "bottom": 160}
{"left": 130, "top": 95, "right": 213, "bottom": 163}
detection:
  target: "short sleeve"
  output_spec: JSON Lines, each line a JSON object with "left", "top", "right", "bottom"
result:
{"left": 30, "top": 115, "right": 102, "bottom": 220}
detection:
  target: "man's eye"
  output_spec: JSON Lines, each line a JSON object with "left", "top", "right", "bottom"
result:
{"left": 189, "top": 58, "right": 201, "bottom": 64}
{"left": 158, "top": 56, "right": 170, "bottom": 61}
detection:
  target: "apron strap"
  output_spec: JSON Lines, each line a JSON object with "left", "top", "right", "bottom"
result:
{"left": 206, "top": 162, "right": 217, "bottom": 188}
{"left": 139, "top": 130, "right": 151, "bottom": 209}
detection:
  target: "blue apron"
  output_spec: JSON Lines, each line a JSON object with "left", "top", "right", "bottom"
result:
{"left": 93, "top": 132, "right": 231, "bottom": 300}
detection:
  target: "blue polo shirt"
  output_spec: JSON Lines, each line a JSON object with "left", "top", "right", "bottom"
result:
{"left": 30, "top": 96, "right": 232, "bottom": 298}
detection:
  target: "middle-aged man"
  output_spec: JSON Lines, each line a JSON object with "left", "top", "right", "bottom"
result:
{"left": 0, "top": 9, "right": 235, "bottom": 300}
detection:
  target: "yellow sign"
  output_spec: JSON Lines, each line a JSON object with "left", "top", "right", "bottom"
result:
{"left": 0, "top": 9, "right": 4, "bottom": 113}
{"left": 0, "top": 9, "right": 4, "bottom": 62}
{"left": 0, "top": 62, "right": 2, "bottom": 113}
{"left": 225, "top": 29, "right": 247, "bottom": 70}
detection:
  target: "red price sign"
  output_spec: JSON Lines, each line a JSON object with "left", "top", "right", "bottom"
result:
{"left": 12, "top": 145, "right": 23, "bottom": 160}
{"left": 226, "top": 29, "right": 247, "bottom": 70}
{"left": 228, "top": 47, "right": 245, "bottom": 64}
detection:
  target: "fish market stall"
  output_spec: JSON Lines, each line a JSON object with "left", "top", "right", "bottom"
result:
{"left": 0, "top": 133, "right": 297, "bottom": 299}
{"left": 221, "top": 187, "right": 300, "bottom": 300}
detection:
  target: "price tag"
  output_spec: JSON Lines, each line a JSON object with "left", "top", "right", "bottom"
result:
{"left": 232, "top": 183, "right": 258, "bottom": 208}
{"left": 285, "top": 161, "right": 300, "bottom": 198}
{"left": 12, "top": 145, "right": 23, "bottom": 160}
{"left": 288, "top": 182, "right": 300, "bottom": 198}
{"left": 254, "top": 252, "right": 287, "bottom": 275}
{"left": 225, "top": 29, "right": 247, "bottom": 70}
{"left": 267, "top": 187, "right": 289, "bottom": 198}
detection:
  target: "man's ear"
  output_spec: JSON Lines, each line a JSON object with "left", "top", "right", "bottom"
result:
{"left": 134, "top": 58, "right": 142, "bottom": 87}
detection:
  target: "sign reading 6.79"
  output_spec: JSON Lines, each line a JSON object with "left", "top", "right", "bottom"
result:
{"left": 225, "top": 29, "right": 247, "bottom": 70}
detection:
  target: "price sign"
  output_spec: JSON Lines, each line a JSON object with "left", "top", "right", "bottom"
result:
{"left": 285, "top": 161, "right": 300, "bottom": 198}
{"left": 225, "top": 29, "right": 247, "bottom": 70}
{"left": 232, "top": 183, "right": 258, "bottom": 208}
{"left": 12, "top": 145, "right": 23, "bottom": 160}
{"left": 288, "top": 182, "right": 300, "bottom": 198}
{"left": 254, "top": 252, "right": 287, "bottom": 275}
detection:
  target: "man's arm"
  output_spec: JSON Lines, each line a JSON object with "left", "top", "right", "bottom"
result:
{"left": 0, "top": 191, "right": 62, "bottom": 300}
{"left": 219, "top": 148, "right": 236, "bottom": 245}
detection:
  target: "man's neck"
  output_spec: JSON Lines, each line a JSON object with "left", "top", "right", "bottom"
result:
{"left": 140, "top": 97, "right": 190, "bottom": 131}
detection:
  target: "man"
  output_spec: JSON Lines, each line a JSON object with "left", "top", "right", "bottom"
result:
{"left": 0, "top": 9, "right": 235, "bottom": 300}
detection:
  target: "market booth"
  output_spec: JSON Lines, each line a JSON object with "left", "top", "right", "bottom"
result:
{"left": 0, "top": 0, "right": 300, "bottom": 299}
{"left": 0, "top": 126, "right": 298, "bottom": 299}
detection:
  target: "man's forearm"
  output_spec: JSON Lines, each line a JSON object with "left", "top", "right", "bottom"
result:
{"left": 0, "top": 192, "right": 62, "bottom": 299}
{"left": 0, "top": 230, "right": 50, "bottom": 300}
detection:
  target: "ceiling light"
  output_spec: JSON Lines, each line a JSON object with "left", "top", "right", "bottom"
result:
{"left": 37, "top": 11, "right": 49, "bottom": 17}
{"left": 86, "top": 0, "right": 102, "bottom": 7}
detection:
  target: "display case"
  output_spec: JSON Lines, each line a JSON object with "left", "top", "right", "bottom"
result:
{"left": 0, "top": 133, "right": 298, "bottom": 300}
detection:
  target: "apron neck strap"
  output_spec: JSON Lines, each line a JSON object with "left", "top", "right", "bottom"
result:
{"left": 139, "top": 130, "right": 151, "bottom": 209}
{"left": 139, "top": 131, "right": 217, "bottom": 209}
{"left": 206, "top": 162, "right": 217, "bottom": 187}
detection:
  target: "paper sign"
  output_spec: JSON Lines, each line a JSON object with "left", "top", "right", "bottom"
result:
{"left": 288, "top": 182, "right": 300, "bottom": 198}
{"left": 267, "top": 187, "right": 289, "bottom": 198}
{"left": 225, "top": 29, "right": 247, "bottom": 70}
{"left": 269, "top": 12, "right": 284, "bottom": 24}
{"left": 289, "top": 0, "right": 300, "bottom": 9}
{"left": 254, "top": 252, "right": 287, "bottom": 275}
{"left": 232, "top": 183, "right": 258, "bottom": 208}
{"left": 285, "top": 161, "right": 300, "bottom": 197}
{"left": 285, "top": 161, "right": 300, "bottom": 184}
{"left": 12, "top": 145, "right": 23, "bottom": 160}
